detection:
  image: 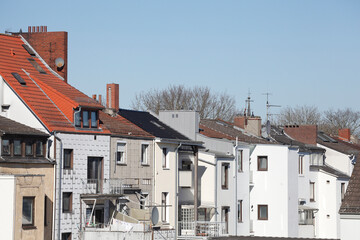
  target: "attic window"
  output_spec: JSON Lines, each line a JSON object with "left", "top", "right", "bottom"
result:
{"left": 28, "top": 58, "right": 46, "bottom": 74}
{"left": 11, "top": 72, "right": 26, "bottom": 85}
{"left": 22, "top": 44, "right": 36, "bottom": 56}
{"left": 150, "top": 120, "right": 165, "bottom": 129}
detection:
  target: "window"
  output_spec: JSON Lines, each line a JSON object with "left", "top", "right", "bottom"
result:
{"left": 116, "top": 142, "right": 126, "bottom": 164}
{"left": 1, "top": 139, "right": 10, "bottom": 155}
{"left": 237, "top": 150, "right": 243, "bottom": 172}
{"left": 91, "top": 111, "right": 98, "bottom": 128}
{"left": 299, "top": 155, "right": 304, "bottom": 175}
{"left": 14, "top": 140, "right": 21, "bottom": 155}
{"left": 162, "top": 148, "right": 169, "bottom": 169}
{"left": 222, "top": 207, "right": 230, "bottom": 234}
{"left": 25, "top": 141, "right": 33, "bottom": 156}
{"left": 258, "top": 205, "right": 268, "bottom": 220}
{"left": 88, "top": 157, "right": 103, "bottom": 182}
{"left": 341, "top": 183, "right": 346, "bottom": 200}
{"left": 238, "top": 200, "right": 243, "bottom": 222}
{"left": 162, "top": 192, "right": 169, "bottom": 222}
{"left": 258, "top": 156, "right": 268, "bottom": 171}
{"left": 36, "top": 141, "right": 43, "bottom": 156}
{"left": 181, "top": 160, "right": 192, "bottom": 170}
{"left": 62, "top": 192, "right": 72, "bottom": 213}
{"left": 61, "top": 232, "right": 71, "bottom": 240}
{"left": 64, "top": 149, "right": 73, "bottom": 169}
{"left": 141, "top": 144, "right": 149, "bottom": 165}
{"left": 22, "top": 197, "right": 35, "bottom": 227}
{"left": 310, "top": 182, "right": 315, "bottom": 202}
{"left": 83, "top": 111, "right": 89, "bottom": 128}
{"left": 299, "top": 209, "right": 314, "bottom": 225}
{"left": 221, "top": 163, "right": 229, "bottom": 189}
{"left": 12, "top": 72, "right": 26, "bottom": 85}
{"left": 74, "top": 111, "right": 81, "bottom": 127}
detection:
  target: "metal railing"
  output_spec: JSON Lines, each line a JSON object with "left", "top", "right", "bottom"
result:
{"left": 178, "top": 221, "right": 227, "bottom": 237}
{"left": 83, "top": 179, "right": 123, "bottom": 194}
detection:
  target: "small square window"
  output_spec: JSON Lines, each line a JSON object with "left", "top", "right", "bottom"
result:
{"left": 63, "top": 192, "right": 72, "bottom": 213}
{"left": 258, "top": 156, "right": 268, "bottom": 171}
{"left": 258, "top": 205, "right": 268, "bottom": 220}
{"left": 22, "top": 197, "right": 35, "bottom": 226}
{"left": 64, "top": 149, "right": 73, "bottom": 169}
{"left": 62, "top": 232, "right": 71, "bottom": 240}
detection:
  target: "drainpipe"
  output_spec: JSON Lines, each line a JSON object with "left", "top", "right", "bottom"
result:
{"left": 153, "top": 139, "right": 156, "bottom": 210}
{"left": 194, "top": 146, "right": 199, "bottom": 222}
{"left": 235, "top": 137, "right": 238, "bottom": 236}
{"left": 175, "top": 142, "right": 182, "bottom": 240}
{"left": 54, "top": 132, "right": 63, "bottom": 240}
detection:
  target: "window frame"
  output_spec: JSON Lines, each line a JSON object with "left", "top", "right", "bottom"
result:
{"left": 13, "top": 139, "right": 22, "bottom": 156}
{"left": 63, "top": 149, "right": 73, "bottom": 169}
{"left": 22, "top": 196, "right": 35, "bottom": 228}
{"left": 61, "top": 232, "right": 72, "bottom": 240}
{"left": 298, "top": 155, "right": 304, "bottom": 175}
{"left": 141, "top": 143, "right": 149, "bottom": 165}
{"left": 25, "top": 140, "right": 34, "bottom": 156}
{"left": 1, "top": 139, "right": 10, "bottom": 156}
{"left": 35, "top": 141, "right": 44, "bottom": 156}
{"left": 116, "top": 142, "right": 126, "bottom": 165}
{"left": 161, "top": 192, "right": 169, "bottom": 223}
{"left": 221, "top": 163, "right": 229, "bottom": 190}
{"left": 62, "top": 192, "right": 73, "bottom": 213}
{"left": 257, "top": 156, "right": 268, "bottom": 171}
{"left": 238, "top": 200, "right": 243, "bottom": 222}
{"left": 162, "top": 147, "right": 169, "bottom": 169}
{"left": 237, "top": 149, "right": 243, "bottom": 172}
{"left": 310, "top": 182, "right": 315, "bottom": 202}
{"left": 258, "top": 204, "right": 268, "bottom": 220}
{"left": 74, "top": 109, "right": 99, "bottom": 129}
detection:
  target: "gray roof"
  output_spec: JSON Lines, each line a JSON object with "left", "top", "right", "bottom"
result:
{"left": 0, "top": 116, "right": 48, "bottom": 137}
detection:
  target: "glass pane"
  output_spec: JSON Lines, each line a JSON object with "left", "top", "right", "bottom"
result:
{"left": 36, "top": 141, "right": 43, "bottom": 156}
{"left": 259, "top": 157, "right": 267, "bottom": 170}
{"left": 91, "top": 111, "right": 97, "bottom": 128}
{"left": 260, "top": 206, "right": 267, "bottom": 219}
{"left": 142, "top": 145, "right": 148, "bottom": 163}
{"left": 25, "top": 142, "right": 33, "bottom": 156}
{"left": 2, "top": 139, "right": 10, "bottom": 155}
{"left": 117, "top": 152, "right": 123, "bottom": 163}
{"left": 14, "top": 140, "right": 21, "bottom": 155}
{"left": 238, "top": 150, "right": 243, "bottom": 171}
{"left": 83, "top": 111, "right": 89, "bottom": 128}
{"left": 22, "top": 197, "right": 33, "bottom": 225}
{"left": 64, "top": 149, "right": 72, "bottom": 169}
{"left": 74, "top": 111, "right": 81, "bottom": 127}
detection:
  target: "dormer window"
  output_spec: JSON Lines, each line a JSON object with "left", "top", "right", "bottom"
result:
{"left": 74, "top": 109, "right": 99, "bottom": 129}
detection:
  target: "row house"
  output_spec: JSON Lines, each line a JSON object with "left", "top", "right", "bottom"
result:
{"left": 0, "top": 116, "right": 55, "bottom": 240}
{"left": 0, "top": 33, "right": 116, "bottom": 240}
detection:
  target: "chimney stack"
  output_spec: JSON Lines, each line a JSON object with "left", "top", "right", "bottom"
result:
{"left": 106, "top": 83, "right": 119, "bottom": 110}
{"left": 338, "top": 128, "right": 351, "bottom": 142}
{"left": 233, "top": 115, "right": 262, "bottom": 136}
{"left": 98, "top": 94, "right": 102, "bottom": 105}
{"left": 284, "top": 125, "right": 318, "bottom": 145}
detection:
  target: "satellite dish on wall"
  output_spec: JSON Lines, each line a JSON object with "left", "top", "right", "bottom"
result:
{"left": 55, "top": 57, "right": 65, "bottom": 71}
{"left": 151, "top": 207, "right": 159, "bottom": 225}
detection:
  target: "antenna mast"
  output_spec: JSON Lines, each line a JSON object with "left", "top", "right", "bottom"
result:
{"left": 262, "top": 92, "right": 280, "bottom": 122}
{"left": 245, "top": 90, "right": 254, "bottom": 117}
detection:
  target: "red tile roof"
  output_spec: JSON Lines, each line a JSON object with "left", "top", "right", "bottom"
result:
{"left": 0, "top": 34, "right": 108, "bottom": 133}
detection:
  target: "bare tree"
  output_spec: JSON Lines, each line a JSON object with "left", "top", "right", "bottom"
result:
{"left": 276, "top": 105, "right": 321, "bottom": 125}
{"left": 321, "top": 108, "right": 360, "bottom": 137}
{"left": 132, "top": 85, "right": 238, "bottom": 121}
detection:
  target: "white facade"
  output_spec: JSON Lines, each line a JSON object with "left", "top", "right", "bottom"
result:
{"left": 0, "top": 175, "right": 15, "bottom": 240}
{"left": 318, "top": 144, "right": 354, "bottom": 176}
{"left": 340, "top": 215, "right": 360, "bottom": 240}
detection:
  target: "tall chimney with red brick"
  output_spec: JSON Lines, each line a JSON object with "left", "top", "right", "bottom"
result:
{"left": 106, "top": 83, "right": 119, "bottom": 110}
{"left": 284, "top": 125, "right": 318, "bottom": 145}
{"left": 12, "top": 26, "right": 68, "bottom": 82}
{"left": 338, "top": 128, "right": 351, "bottom": 142}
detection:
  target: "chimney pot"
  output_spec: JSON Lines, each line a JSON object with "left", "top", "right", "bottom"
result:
{"left": 106, "top": 83, "right": 119, "bottom": 110}
{"left": 44, "top": 26, "right": 47, "bottom": 32}
{"left": 28, "top": 26, "right": 31, "bottom": 33}
{"left": 32, "top": 26, "right": 35, "bottom": 32}
{"left": 98, "top": 94, "right": 102, "bottom": 105}
{"left": 92, "top": 94, "right": 97, "bottom": 100}
{"left": 40, "top": 26, "right": 44, "bottom": 32}
{"left": 36, "top": 26, "right": 39, "bottom": 32}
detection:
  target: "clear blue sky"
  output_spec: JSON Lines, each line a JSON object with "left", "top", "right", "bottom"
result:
{"left": 1, "top": 0, "right": 360, "bottom": 121}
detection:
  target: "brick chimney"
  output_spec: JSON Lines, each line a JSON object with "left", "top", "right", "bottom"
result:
{"left": 106, "top": 83, "right": 119, "bottom": 110}
{"left": 284, "top": 125, "right": 318, "bottom": 145}
{"left": 233, "top": 115, "right": 262, "bottom": 137}
{"left": 234, "top": 115, "right": 246, "bottom": 129}
{"left": 12, "top": 26, "right": 68, "bottom": 82}
{"left": 338, "top": 128, "right": 351, "bottom": 142}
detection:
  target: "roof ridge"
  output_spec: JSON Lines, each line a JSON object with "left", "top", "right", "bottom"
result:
{"left": 200, "top": 122, "right": 234, "bottom": 140}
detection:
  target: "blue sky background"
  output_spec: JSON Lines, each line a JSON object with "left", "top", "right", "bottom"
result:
{"left": 1, "top": 0, "right": 360, "bottom": 121}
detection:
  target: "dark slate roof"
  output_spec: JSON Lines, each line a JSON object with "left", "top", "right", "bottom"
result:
{"left": 0, "top": 156, "right": 54, "bottom": 164}
{"left": 310, "top": 164, "right": 349, "bottom": 178}
{"left": 271, "top": 126, "right": 325, "bottom": 153}
{"left": 0, "top": 116, "right": 49, "bottom": 137}
{"left": 200, "top": 119, "right": 271, "bottom": 144}
{"left": 317, "top": 132, "right": 360, "bottom": 156}
{"left": 118, "top": 109, "right": 190, "bottom": 140}
{"left": 339, "top": 153, "right": 360, "bottom": 214}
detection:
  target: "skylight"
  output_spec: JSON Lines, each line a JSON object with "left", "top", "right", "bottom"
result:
{"left": 11, "top": 72, "right": 26, "bottom": 85}
{"left": 22, "top": 44, "right": 36, "bottom": 56}
{"left": 28, "top": 58, "right": 46, "bottom": 74}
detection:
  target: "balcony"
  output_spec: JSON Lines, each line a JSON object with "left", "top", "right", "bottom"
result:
{"left": 178, "top": 221, "right": 227, "bottom": 237}
{"left": 82, "top": 179, "right": 123, "bottom": 195}
{"left": 179, "top": 170, "right": 192, "bottom": 187}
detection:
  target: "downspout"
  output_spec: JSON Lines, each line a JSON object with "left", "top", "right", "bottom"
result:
{"left": 235, "top": 137, "right": 238, "bottom": 236}
{"left": 175, "top": 142, "right": 182, "bottom": 240}
{"left": 54, "top": 132, "right": 63, "bottom": 240}
{"left": 52, "top": 136, "right": 57, "bottom": 240}
{"left": 153, "top": 139, "right": 156, "bottom": 209}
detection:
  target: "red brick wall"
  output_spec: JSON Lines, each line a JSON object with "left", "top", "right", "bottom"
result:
{"left": 106, "top": 83, "right": 119, "bottom": 110}
{"left": 234, "top": 115, "right": 246, "bottom": 129}
{"left": 338, "top": 128, "right": 351, "bottom": 141}
{"left": 14, "top": 27, "right": 68, "bottom": 82}
{"left": 284, "top": 125, "right": 318, "bottom": 145}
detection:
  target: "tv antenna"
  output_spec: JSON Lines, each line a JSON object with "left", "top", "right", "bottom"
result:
{"left": 245, "top": 90, "right": 254, "bottom": 117}
{"left": 262, "top": 92, "right": 280, "bottom": 122}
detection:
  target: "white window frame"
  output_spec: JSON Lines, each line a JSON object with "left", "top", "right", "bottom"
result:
{"left": 237, "top": 149, "right": 243, "bottom": 172}
{"left": 141, "top": 143, "right": 149, "bottom": 165}
{"left": 310, "top": 182, "right": 315, "bottom": 202}
{"left": 162, "top": 147, "right": 169, "bottom": 169}
{"left": 162, "top": 192, "right": 169, "bottom": 223}
{"left": 116, "top": 141, "right": 126, "bottom": 165}
{"left": 298, "top": 155, "right": 304, "bottom": 175}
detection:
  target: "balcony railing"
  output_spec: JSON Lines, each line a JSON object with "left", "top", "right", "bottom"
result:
{"left": 178, "top": 221, "right": 227, "bottom": 237}
{"left": 82, "top": 179, "right": 123, "bottom": 194}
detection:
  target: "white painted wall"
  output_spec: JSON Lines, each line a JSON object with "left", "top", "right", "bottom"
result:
{"left": 198, "top": 152, "right": 216, "bottom": 209}
{"left": 0, "top": 175, "right": 15, "bottom": 240}
{"left": 340, "top": 215, "right": 360, "bottom": 240}
{"left": 318, "top": 144, "right": 353, "bottom": 176}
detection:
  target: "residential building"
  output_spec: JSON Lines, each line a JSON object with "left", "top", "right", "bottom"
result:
{"left": 0, "top": 115, "right": 55, "bottom": 240}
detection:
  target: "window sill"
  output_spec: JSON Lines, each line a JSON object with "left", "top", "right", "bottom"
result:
{"left": 310, "top": 200, "right": 315, "bottom": 202}
{"left": 22, "top": 225, "right": 37, "bottom": 230}
{"left": 116, "top": 163, "right": 127, "bottom": 166}
{"left": 141, "top": 163, "right": 150, "bottom": 166}
{"left": 162, "top": 168, "right": 170, "bottom": 170}
{"left": 63, "top": 211, "right": 72, "bottom": 214}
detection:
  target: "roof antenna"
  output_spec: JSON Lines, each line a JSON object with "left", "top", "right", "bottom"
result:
{"left": 263, "top": 92, "right": 281, "bottom": 135}
{"left": 245, "top": 89, "right": 254, "bottom": 117}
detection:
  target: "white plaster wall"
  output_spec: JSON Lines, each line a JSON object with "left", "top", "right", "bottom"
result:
{"left": 198, "top": 152, "right": 216, "bottom": 209}
{"left": 318, "top": 144, "right": 353, "bottom": 176}
{"left": 298, "top": 153, "right": 311, "bottom": 201}
{"left": 236, "top": 145, "right": 250, "bottom": 236}
{"left": 197, "top": 134, "right": 234, "bottom": 155}
{"left": 250, "top": 145, "right": 293, "bottom": 237}
{"left": 0, "top": 77, "right": 47, "bottom": 133}
{"left": 340, "top": 215, "right": 360, "bottom": 240}
{"left": 54, "top": 133, "right": 111, "bottom": 240}
{"left": 287, "top": 147, "right": 299, "bottom": 237}
{"left": 336, "top": 179, "right": 349, "bottom": 238}
{"left": 0, "top": 175, "right": 15, "bottom": 240}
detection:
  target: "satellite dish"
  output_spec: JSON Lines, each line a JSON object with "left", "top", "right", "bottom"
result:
{"left": 151, "top": 207, "right": 159, "bottom": 225}
{"left": 55, "top": 57, "right": 65, "bottom": 70}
